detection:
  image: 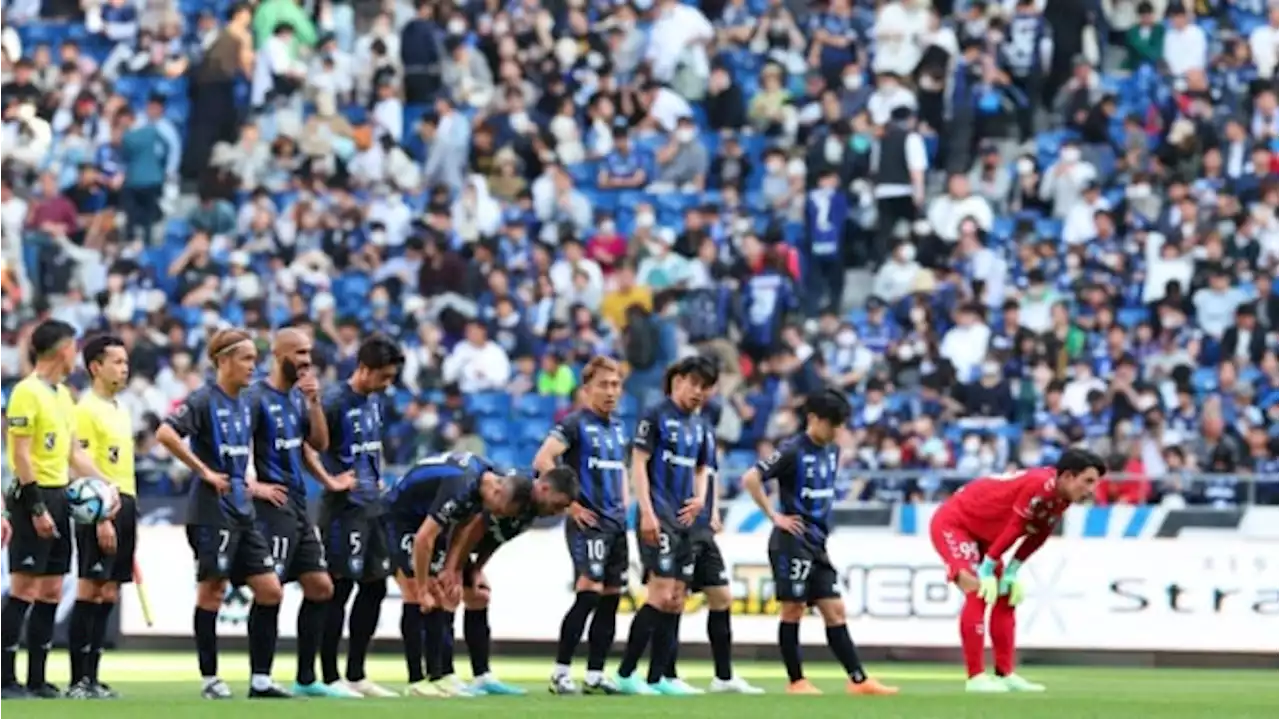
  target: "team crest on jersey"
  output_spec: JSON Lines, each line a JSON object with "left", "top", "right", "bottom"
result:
{"left": 351, "top": 556, "right": 365, "bottom": 574}
{"left": 792, "top": 582, "right": 806, "bottom": 598}
{"left": 590, "top": 562, "right": 604, "bottom": 577}
{"left": 108, "top": 446, "right": 120, "bottom": 464}
{"left": 659, "top": 555, "right": 673, "bottom": 572}
{"left": 43, "top": 432, "right": 56, "bottom": 450}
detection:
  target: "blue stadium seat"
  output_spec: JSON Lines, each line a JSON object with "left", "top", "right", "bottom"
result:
{"left": 1192, "top": 367, "right": 1218, "bottom": 395}
{"left": 464, "top": 392, "right": 511, "bottom": 418}
{"left": 515, "top": 393, "right": 557, "bottom": 419}
{"left": 488, "top": 445, "right": 519, "bottom": 469}
{"left": 517, "top": 420, "right": 553, "bottom": 446}
{"left": 617, "top": 393, "right": 639, "bottom": 419}
{"left": 477, "top": 418, "right": 510, "bottom": 445}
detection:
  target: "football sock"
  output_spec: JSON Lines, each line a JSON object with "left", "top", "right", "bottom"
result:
{"left": 825, "top": 625, "right": 868, "bottom": 683}
{"left": 663, "top": 613, "right": 682, "bottom": 679}
{"left": 779, "top": 621, "right": 803, "bottom": 683}
{"left": 248, "top": 603, "right": 281, "bottom": 682}
{"left": 616, "top": 603, "right": 659, "bottom": 678}
{"left": 646, "top": 611, "right": 677, "bottom": 684}
{"left": 345, "top": 580, "right": 385, "bottom": 682}
{"left": 424, "top": 609, "right": 444, "bottom": 681}
{"left": 959, "top": 592, "right": 987, "bottom": 678}
{"left": 87, "top": 602, "right": 114, "bottom": 683}
{"left": 708, "top": 609, "right": 733, "bottom": 681}
{"left": 990, "top": 595, "right": 1017, "bottom": 676}
{"left": 554, "top": 590, "right": 599, "bottom": 665}
{"left": 441, "top": 610, "right": 456, "bottom": 676}
{"left": 25, "top": 601, "right": 57, "bottom": 688}
{"left": 586, "top": 593, "right": 620, "bottom": 672}
{"left": 295, "top": 599, "right": 326, "bottom": 685}
{"left": 400, "top": 604, "right": 425, "bottom": 683}
{"left": 68, "top": 599, "right": 95, "bottom": 683}
{"left": 321, "top": 579, "right": 355, "bottom": 684}
{"left": 194, "top": 607, "right": 219, "bottom": 679}
{"left": 464, "top": 608, "right": 491, "bottom": 677}
{"left": 1, "top": 596, "right": 31, "bottom": 685}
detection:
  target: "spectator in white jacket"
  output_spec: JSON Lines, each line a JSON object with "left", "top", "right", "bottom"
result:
{"left": 1062, "top": 180, "right": 1110, "bottom": 245}
{"left": 871, "top": 240, "right": 923, "bottom": 303}
{"left": 442, "top": 320, "right": 512, "bottom": 393}
{"left": 926, "top": 173, "right": 994, "bottom": 243}
{"left": 1139, "top": 227, "right": 1193, "bottom": 303}
{"left": 1038, "top": 143, "right": 1097, "bottom": 218}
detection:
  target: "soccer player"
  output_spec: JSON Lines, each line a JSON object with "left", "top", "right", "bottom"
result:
{"left": 156, "top": 329, "right": 287, "bottom": 699}
{"left": 610, "top": 357, "right": 716, "bottom": 696}
{"left": 2, "top": 320, "right": 106, "bottom": 699}
{"left": 303, "top": 334, "right": 404, "bottom": 698}
{"left": 929, "top": 449, "right": 1105, "bottom": 693}
{"left": 67, "top": 335, "right": 137, "bottom": 699}
{"left": 740, "top": 389, "right": 898, "bottom": 696}
{"left": 244, "top": 328, "right": 345, "bottom": 697}
{"left": 535, "top": 357, "right": 630, "bottom": 695}
{"left": 659, "top": 372, "right": 763, "bottom": 695}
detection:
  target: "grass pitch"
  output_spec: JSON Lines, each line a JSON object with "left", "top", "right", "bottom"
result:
{"left": 3, "top": 652, "right": 1276, "bottom": 719}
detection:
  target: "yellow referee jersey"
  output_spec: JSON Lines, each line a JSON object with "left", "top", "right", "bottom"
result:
{"left": 75, "top": 391, "right": 136, "bottom": 497}
{"left": 5, "top": 373, "right": 76, "bottom": 488}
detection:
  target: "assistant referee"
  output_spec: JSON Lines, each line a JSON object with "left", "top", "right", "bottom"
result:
{"left": 1, "top": 320, "right": 105, "bottom": 699}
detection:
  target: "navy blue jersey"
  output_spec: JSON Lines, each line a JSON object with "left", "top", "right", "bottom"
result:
{"left": 245, "top": 380, "right": 312, "bottom": 511}
{"left": 473, "top": 507, "right": 539, "bottom": 561}
{"left": 550, "top": 409, "right": 628, "bottom": 530}
{"left": 756, "top": 433, "right": 840, "bottom": 547}
{"left": 1003, "top": 13, "right": 1047, "bottom": 77}
{"left": 385, "top": 452, "right": 489, "bottom": 530}
{"left": 633, "top": 398, "right": 712, "bottom": 525}
{"left": 319, "top": 383, "right": 386, "bottom": 514}
{"left": 693, "top": 414, "right": 718, "bottom": 528}
{"left": 165, "top": 385, "right": 255, "bottom": 527}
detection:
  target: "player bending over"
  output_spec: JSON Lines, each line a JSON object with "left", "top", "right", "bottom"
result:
{"left": 536, "top": 357, "right": 631, "bottom": 695}
{"left": 656, "top": 360, "right": 763, "bottom": 695}
{"left": 741, "top": 390, "right": 898, "bottom": 696}
{"left": 929, "top": 449, "right": 1105, "bottom": 693}
{"left": 303, "top": 335, "right": 404, "bottom": 698}
{"left": 67, "top": 335, "right": 138, "bottom": 699}
{"left": 611, "top": 358, "right": 715, "bottom": 696}
{"left": 244, "top": 328, "right": 344, "bottom": 697}
{"left": 156, "top": 329, "right": 287, "bottom": 699}
{"left": 2, "top": 320, "right": 108, "bottom": 699}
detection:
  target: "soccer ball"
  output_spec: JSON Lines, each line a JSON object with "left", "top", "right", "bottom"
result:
{"left": 66, "top": 478, "right": 117, "bottom": 525}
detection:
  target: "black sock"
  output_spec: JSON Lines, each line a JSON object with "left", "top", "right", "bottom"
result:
{"left": 779, "top": 621, "right": 803, "bottom": 683}
{"left": 464, "top": 608, "right": 491, "bottom": 677}
{"left": 248, "top": 603, "right": 281, "bottom": 679}
{"left": 400, "top": 604, "right": 425, "bottom": 683}
{"left": 663, "top": 613, "right": 682, "bottom": 679}
{"left": 345, "top": 580, "right": 385, "bottom": 682}
{"left": 554, "top": 590, "right": 599, "bottom": 666}
{"left": 424, "top": 609, "right": 444, "bottom": 681}
{"left": 646, "top": 611, "right": 676, "bottom": 684}
{"left": 441, "top": 609, "right": 456, "bottom": 677}
{"left": 321, "top": 579, "right": 354, "bottom": 684}
{"left": 25, "top": 601, "right": 57, "bottom": 688}
{"left": 88, "top": 602, "right": 114, "bottom": 683}
{"left": 708, "top": 609, "right": 733, "bottom": 681}
{"left": 68, "top": 600, "right": 95, "bottom": 683}
{"left": 295, "top": 599, "right": 326, "bottom": 685}
{"left": 1, "top": 597, "right": 31, "bottom": 685}
{"left": 194, "top": 607, "right": 219, "bottom": 678}
{"left": 825, "top": 625, "right": 867, "bottom": 683}
{"left": 617, "top": 604, "right": 659, "bottom": 678}
{"left": 586, "top": 594, "right": 619, "bottom": 672}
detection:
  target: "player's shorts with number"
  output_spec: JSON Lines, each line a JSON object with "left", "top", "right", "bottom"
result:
{"left": 385, "top": 514, "right": 446, "bottom": 579}
{"left": 254, "top": 501, "right": 327, "bottom": 582}
{"left": 9, "top": 486, "right": 72, "bottom": 577}
{"left": 687, "top": 525, "right": 729, "bottom": 593}
{"left": 77, "top": 493, "right": 138, "bottom": 583}
{"left": 637, "top": 519, "right": 693, "bottom": 583}
{"left": 768, "top": 529, "right": 840, "bottom": 604}
{"left": 185, "top": 522, "right": 275, "bottom": 584}
{"left": 928, "top": 507, "right": 987, "bottom": 582}
{"left": 565, "top": 522, "right": 628, "bottom": 588}
{"left": 320, "top": 504, "right": 391, "bottom": 581}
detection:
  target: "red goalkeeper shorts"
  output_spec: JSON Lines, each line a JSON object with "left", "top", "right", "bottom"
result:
{"left": 929, "top": 508, "right": 988, "bottom": 582}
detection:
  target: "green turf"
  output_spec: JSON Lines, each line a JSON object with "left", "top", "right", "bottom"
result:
{"left": 6, "top": 652, "right": 1276, "bottom": 719}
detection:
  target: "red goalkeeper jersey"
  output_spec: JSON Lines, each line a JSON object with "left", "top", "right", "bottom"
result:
{"left": 945, "top": 467, "right": 1068, "bottom": 561}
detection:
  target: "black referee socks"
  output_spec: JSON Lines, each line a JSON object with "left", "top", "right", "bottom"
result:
{"left": 87, "top": 601, "right": 115, "bottom": 683}
{"left": 0, "top": 596, "right": 30, "bottom": 685}
{"left": 555, "top": 590, "right": 599, "bottom": 665}
{"left": 586, "top": 594, "right": 620, "bottom": 672}
{"left": 464, "top": 608, "right": 491, "bottom": 677}
{"left": 26, "top": 600, "right": 57, "bottom": 688}
{"left": 69, "top": 599, "right": 95, "bottom": 684}
{"left": 825, "top": 625, "right": 867, "bottom": 683}
{"left": 400, "top": 604, "right": 426, "bottom": 683}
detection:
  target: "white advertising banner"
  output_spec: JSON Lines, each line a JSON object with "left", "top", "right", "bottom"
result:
{"left": 122, "top": 527, "right": 1279, "bottom": 653}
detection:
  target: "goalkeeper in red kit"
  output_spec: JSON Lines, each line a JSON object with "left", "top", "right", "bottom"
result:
{"left": 930, "top": 448, "right": 1106, "bottom": 693}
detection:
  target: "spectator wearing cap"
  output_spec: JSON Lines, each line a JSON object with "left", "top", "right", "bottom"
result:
{"left": 442, "top": 319, "right": 513, "bottom": 394}
{"left": 1162, "top": 4, "right": 1207, "bottom": 78}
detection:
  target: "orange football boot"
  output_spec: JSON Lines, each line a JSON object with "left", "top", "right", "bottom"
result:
{"left": 786, "top": 679, "right": 823, "bottom": 695}
{"left": 847, "top": 677, "right": 900, "bottom": 695}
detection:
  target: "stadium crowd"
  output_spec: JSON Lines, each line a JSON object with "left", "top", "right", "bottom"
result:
{"left": 0, "top": 0, "right": 1276, "bottom": 506}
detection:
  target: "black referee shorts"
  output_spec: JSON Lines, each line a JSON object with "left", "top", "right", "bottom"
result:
{"left": 9, "top": 486, "right": 73, "bottom": 577}
{"left": 76, "top": 493, "right": 138, "bottom": 583}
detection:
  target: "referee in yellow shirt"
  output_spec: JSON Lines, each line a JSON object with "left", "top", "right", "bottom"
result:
{"left": 66, "top": 335, "right": 135, "bottom": 699}
{"left": 2, "top": 320, "right": 105, "bottom": 699}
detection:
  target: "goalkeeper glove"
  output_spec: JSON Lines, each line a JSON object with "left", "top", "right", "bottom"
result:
{"left": 999, "top": 559, "right": 1025, "bottom": 606}
{"left": 976, "top": 557, "right": 999, "bottom": 604}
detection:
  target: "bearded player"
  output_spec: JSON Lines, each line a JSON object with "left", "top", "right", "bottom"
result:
{"left": 929, "top": 448, "right": 1105, "bottom": 693}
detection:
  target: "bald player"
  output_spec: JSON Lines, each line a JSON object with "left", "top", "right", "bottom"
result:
{"left": 242, "top": 328, "right": 340, "bottom": 697}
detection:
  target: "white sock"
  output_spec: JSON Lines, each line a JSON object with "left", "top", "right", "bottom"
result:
{"left": 202, "top": 676, "right": 219, "bottom": 688}
{"left": 250, "top": 674, "right": 273, "bottom": 691}
{"left": 585, "top": 670, "right": 603, "bottom": 685}
{"left": 552, "top": 663, "right": 571, "bottom": 679}
{"left": 475, "top": 672, "right": 492, "bottom": 682}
